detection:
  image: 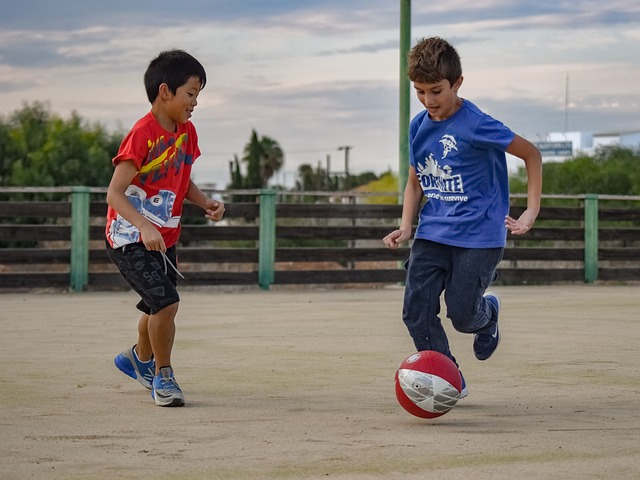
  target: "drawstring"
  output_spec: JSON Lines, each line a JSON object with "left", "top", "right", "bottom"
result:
{"left": 161, "top": 251, "right": 185, "bottom": 279}
{"left": 122, "top": 244, "right": 184, "bottom": 279}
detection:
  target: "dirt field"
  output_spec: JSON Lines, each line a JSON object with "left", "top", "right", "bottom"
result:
{"left": 1, "top": 285, "right": 639, "bottom": 480}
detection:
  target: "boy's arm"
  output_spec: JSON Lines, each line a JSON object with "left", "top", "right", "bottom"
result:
{"left": 185, "top": 180, "right": 225, "bottom": 222}
{"left": 106, "top": 160, "right": 166, "bottom": 251}
{"left": 505, "top": 134, "right": 543, "bottom": 235}
{"left": 383, "top": 167, "right": 423, "bottom": 248}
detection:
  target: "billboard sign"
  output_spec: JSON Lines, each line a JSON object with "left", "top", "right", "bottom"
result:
{"left": 535, "top": 141, "right": 573, "bottom": 157}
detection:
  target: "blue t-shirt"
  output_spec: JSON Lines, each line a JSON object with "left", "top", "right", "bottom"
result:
{"left": 409, "top": 99, "right": 514, "bottom": 248}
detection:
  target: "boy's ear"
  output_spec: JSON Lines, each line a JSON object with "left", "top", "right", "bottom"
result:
{"left": 158, "top": 83, "right": 171, "bottom": 99}
{"left": 453, "top": 76, "right": 464, "bottom": 92}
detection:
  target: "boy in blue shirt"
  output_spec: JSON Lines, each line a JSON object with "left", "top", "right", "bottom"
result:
{"left": 383, "top": 37, "right": 542, "bottom": 397}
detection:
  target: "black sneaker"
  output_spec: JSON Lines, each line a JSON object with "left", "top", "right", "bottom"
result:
{"left": 473, "top": 292, "right": 501, "bottom": 361}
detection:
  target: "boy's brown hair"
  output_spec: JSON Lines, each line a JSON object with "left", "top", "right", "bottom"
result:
{"left": 408, "top": 37, "right": 462, "bottom": 85}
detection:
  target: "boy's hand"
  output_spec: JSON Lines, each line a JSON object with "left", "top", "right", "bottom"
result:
{"left": 204, "top": 200, "right": 225, "bottom": 222}
{"left": 383, "top": 228, "right": 411, "bottom": 249}
{"left": 140, "top": 223, "right": 167, "bottom": 252}
{"left": 505, "top": 210, "right": 537, "bottom": 235}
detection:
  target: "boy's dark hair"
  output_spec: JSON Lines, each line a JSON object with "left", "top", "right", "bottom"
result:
{"left": 144, "top": 50, "right": 207, "bottom": 104}
{"left": 408, "top": 37, "right": 462, "bottom": 85}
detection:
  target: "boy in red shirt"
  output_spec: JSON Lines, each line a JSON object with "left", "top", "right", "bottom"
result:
{"left": 105, "top": 50, "right": 225, "bottom": 407}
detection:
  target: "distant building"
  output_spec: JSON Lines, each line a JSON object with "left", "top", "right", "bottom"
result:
{"left": 537, "top": 130, "right": 640, "bottom": 160}
{"left": 592, "top": 131, "right": 640, "bottom": 150}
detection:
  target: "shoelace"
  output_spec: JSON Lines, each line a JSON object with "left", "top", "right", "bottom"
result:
{"left": 157, "top": 376, "right": 181, "bottom": 391}
{"left": 161, "top": 251, "right": 185, "bottom": 279}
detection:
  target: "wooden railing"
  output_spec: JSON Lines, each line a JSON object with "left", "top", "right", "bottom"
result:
{"left": 1, "top": 188, "right": 639, "bottom": 291}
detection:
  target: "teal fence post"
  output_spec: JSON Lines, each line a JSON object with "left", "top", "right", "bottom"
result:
{"left": 583, "top": 194, "right": 599, "bottom": 283}
{"left": 70, "top": 186, "right": 91, "bottom": 292}
{"left": 258, "top": 189, "right": 276, "bottom": 290}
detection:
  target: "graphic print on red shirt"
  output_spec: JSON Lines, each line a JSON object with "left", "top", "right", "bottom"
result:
{"left": 105, "top": 112, "right": 201, "bottom": 249}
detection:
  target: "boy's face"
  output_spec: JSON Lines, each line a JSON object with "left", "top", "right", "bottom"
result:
{"left": 413, "top": 77, "right": 463, "bottom": 121}
{"left": 164, "top": 76, "right": 202, "bottom": 125}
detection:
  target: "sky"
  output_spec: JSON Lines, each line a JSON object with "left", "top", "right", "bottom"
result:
{"left": 1, "top": 0, "right": 639, "bottom": 188}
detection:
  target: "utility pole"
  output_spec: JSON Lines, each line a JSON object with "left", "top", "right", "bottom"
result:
{"left": 326, "top": 154, "right": 331, "bottom": 189}
{"left": 337, "top": 145, "right": 352, "bottom": 176}
{"left": 564, "top": 71, "right": 569, "bottom": 133}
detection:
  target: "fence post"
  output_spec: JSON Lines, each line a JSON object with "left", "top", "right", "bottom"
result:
{"left": 258, "top": 189, "right": 276, "bottom": 290}
{"left": 583, "top": 194, "right": 599, "bottom": 283}
{"left": 70, "top": 186, "right": 91, "bottom": 292}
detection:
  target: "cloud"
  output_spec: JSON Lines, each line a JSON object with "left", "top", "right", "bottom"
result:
{"left": 412, "top": 0, "right": 640, "bottom": 30}
{"left": 317, "top": 39, "right": 398, "bottom": 57}
{"left": 0, "top": 27, "right": 121, "bottom": 69}
{"left": 0, "top": 0, "right": 398, "bottom": 32}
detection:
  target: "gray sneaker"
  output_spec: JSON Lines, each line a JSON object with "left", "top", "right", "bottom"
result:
{"left": 151, "top": 367, "right": 185, "bottom": 407}
{"left": 114, "top": 345, "right": 155, "bottom": 390}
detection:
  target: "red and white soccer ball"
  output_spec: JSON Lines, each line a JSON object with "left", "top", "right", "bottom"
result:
{"left": 395, "top": 350, "right": 463, "bottom": 419}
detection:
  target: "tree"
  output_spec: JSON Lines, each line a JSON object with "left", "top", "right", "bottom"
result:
{"left": 242, "top": 130, "right": 263, "bottom": 189}
{"left": 240, "top": 129, "right": 284, "bottom": 189}
{"left": 0, "top": 102, "right": 50, "bottom": 185}
{"left": 295, "top": 163, "right": 339, "bottom": 192}
{"left": 258, "top": 135, "right": 284, "bottom": 186}
{"left": 226, "top": 130, "right": 285, "bottom": 190}
{"left": 0, "top": 102, "right": 122, "bottom": 187}
{"left": 227, "top": 154, "right": 244, "bottom": 190}
{"left": 509, "top": 145, "right": 640, "bottom": 195}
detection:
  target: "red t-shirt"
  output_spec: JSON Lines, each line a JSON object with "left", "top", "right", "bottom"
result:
{"left": 105, "top": 112, "right": 201, "bottom": 248}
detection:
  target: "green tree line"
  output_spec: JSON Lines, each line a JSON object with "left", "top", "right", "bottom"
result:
{"left": 1, "top": 103, "right": 639, "bottom": 196}
{"left": 510, "top": 145, "right": 640, "bottom": 196}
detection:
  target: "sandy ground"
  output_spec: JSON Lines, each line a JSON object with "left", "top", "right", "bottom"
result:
{"left": 0, "top": 285, "right": 639, "bottom": 480}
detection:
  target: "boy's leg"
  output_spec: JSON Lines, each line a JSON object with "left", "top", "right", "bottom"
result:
{"left": 113, "top": 313, "right": 156, "bottom": 390}
{"left": 443, "top": 246, "right": 503, "bottom": 334}
{"left": 147, "top": 302, "right": 179, "bottom": 374}
{"left": 146, "top": 301, "right": 185, "bottom": 406}
{"left": 107, "top": 243, "right": 183, "bottom": 403}
{"left": 402, "top": 240, "right": 453, "bottom": 359}
{"left": 135, "top": 313, "right": 153, "bottom": 362}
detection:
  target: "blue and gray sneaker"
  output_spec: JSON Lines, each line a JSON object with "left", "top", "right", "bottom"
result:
{"left": 473, "top": 292, "right": 501, "bottom": 361}
{"left": 114, "top": 345, "right": 155, "bottom": 390}
{"left": 152, "top": 367, "right": 185, "bottom": 407}
{"left": 459, "top": 371, "right": 468, "bottom": 399}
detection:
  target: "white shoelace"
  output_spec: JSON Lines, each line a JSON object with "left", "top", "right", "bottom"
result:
{"left": 161, "top": 251, "right": 185, "bottom": 279}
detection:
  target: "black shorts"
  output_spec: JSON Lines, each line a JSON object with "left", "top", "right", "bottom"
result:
{"left": 106, "top": 241, "right": 180, "bottom": 315}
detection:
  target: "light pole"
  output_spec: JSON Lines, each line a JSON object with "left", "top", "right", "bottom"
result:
{"left": 399, "top": 0, "right": 411, "bottom": 196}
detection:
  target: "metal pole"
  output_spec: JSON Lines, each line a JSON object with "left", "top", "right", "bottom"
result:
{"left": 258, "top": 189, "right": 277, "bottom": 290}
{"left": 399, "top": 0, "right": 411, "bottom": 197}
{"left": 583, "top": 194, "right": 599, "bottom": 283}
{"left": 70, "top": 186, "right": 90, "bottom": 292}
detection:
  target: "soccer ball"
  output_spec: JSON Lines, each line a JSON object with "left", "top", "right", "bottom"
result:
{"left": 395, "top": 350, "right": 463, "bottom": 419}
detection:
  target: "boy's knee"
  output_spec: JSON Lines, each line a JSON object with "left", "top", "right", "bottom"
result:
{"left": 446, "top": 305, "right": 479, "bottom": 334}
{"left": 450, "top": 319, "right": 477, "bottom": 334}
{"left": 152, "top": 300, "right": 179, "bottom": 317}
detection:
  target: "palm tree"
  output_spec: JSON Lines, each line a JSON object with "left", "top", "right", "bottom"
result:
{"left": 258, "top": 135, "right": 284, "bottom": 186}
{"left": 242, "top": 129, "right": 284, "bottom": 188}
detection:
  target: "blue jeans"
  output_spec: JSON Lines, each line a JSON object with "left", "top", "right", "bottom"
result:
{"left": 402, "top": 239, "right": 503, "bottom": 365}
